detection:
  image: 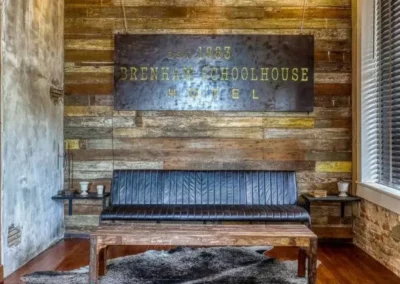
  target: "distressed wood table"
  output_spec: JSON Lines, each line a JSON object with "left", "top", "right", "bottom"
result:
{"left": 89, "top": 224, "right": 318, "bottom": 284}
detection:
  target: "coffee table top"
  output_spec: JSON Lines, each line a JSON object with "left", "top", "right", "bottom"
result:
{"left": 93, "top": 223, "right": 317, "bottom": 238}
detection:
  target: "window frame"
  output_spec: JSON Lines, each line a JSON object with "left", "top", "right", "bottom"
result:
{"left": 357, "top": 0, "right": 400, "bottom": 214}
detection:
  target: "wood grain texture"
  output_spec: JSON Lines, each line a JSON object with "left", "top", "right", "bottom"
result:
{"left": 64, "top": 0, "right": 352, "bottom": 238}
{"left": 89, "top": 224, "right": 318, "bottom": 283}
{"left": 65, "top": 0, "right": 351, "bottom": 7}
{"left": 316, "top": 161, "right": 352, "bottom": 173}
{"left": 5, "top": 240, "right": 400, "bottom": 284}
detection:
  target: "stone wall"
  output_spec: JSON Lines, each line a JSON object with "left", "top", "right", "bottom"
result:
{"left": 1, "top": 0, "right": 64, "bottom": 276}
{"left": 354, "top": 200, "right": 400, "bottom": 277}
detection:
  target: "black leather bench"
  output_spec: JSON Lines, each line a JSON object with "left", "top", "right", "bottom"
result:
{"left": 100, "top": 170, "right": 310, "bottom": 225}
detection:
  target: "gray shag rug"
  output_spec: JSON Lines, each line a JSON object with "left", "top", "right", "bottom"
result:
{"left": 22, "top": 246, "right": 313, "bottom": 284}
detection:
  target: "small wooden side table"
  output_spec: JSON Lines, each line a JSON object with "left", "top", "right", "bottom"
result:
{"left": 301, "top": 193, "right": 361, "bottom": 218}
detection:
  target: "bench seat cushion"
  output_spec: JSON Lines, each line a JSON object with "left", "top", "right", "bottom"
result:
{"left": 100, "top": 204, "right": 310, "bottom": 223}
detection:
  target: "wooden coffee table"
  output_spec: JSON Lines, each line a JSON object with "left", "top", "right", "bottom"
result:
{"left": 89, "top": 224, "right": 317, "bottom": 284}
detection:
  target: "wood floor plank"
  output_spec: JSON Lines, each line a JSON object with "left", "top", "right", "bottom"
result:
{"left": 5, "top": 239, "right": 87, "bottom": 283}
{"left": 318, "top": 243, "right": 400, "bottom": 284}
{"left": 4, "top": 240, "right": 400, "bottom": 284}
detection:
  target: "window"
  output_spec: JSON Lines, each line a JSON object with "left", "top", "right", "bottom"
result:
{"left": 361, "top": 0, "right": 400, "bottom": 191}
{"left": 358, "top": 0, "right": 400, "bottom": 214}
{"left": 376, "top": 0, "right": 400, "bottom": 189}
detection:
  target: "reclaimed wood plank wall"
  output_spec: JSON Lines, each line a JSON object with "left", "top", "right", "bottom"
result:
{"left": 64, "top": 0, "right": 353, "bottom": 238}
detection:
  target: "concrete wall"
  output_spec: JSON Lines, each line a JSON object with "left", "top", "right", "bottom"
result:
{"left": 1, "top": 0, "right": 64, "bottom": 276}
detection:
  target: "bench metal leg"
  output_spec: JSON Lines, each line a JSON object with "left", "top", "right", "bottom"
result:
{"left": 341, "top": 202, "right": 345, "bottom": 218}
{"left": 308, "top": 238, "right": 318, "bottom": 284}
{"left": 89, "top": 236, "right": 99, "bottom": 284}
{"left": 298, "top": 247, "right": 306, "bottom": 277}
{"left": 68, "top": 200, "right": 73, "bottom": 216}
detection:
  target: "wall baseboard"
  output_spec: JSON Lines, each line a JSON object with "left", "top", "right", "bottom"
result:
{"left": 0, "top": 265, "right": 4, "bottom": 283}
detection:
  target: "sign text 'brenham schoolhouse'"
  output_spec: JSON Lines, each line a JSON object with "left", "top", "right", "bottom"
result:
{"left": 114, "top": 35, "right": 314, "bottom": 112}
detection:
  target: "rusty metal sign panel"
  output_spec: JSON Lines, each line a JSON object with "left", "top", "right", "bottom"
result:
{"left": 114, "top": 34, "right": 314, "bottom": 111}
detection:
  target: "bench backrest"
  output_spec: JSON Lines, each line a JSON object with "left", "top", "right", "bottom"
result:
{"left": 110, "top": 170, "right": 298, "bottom": 206}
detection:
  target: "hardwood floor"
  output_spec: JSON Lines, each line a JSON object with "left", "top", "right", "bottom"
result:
{"left": 5, "top": 239, "right": 400, "bottom": 284}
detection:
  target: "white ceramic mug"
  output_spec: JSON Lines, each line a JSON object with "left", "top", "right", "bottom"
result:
{"left": 97, "top": 185, "right": 104, "bottom": 195}
{"left": 80, "top": 181, "right": 90, "bottom": 195}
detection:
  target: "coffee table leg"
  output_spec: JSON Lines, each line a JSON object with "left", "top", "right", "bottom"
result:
{"left": 99, "top": 246, "right": 107, "bottom": 276}
{"left": 298, "top": 247, "right": 306, "bottom": 277}
{"left": 89, "top": 236, "right": 99, "bottom": 284}
{"left": 308, "top": 238, "right": 317, "bottom": 284}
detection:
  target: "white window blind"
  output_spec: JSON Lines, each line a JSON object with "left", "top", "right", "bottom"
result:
{"left": 376, "top": 0, "right": 400, "bottom": 189}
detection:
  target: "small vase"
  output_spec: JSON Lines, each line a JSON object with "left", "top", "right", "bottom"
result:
{"left": 97, "top": 185, "right": 104, "bottom": 195}
{"left": 80, "top": 182, "right": 90, "bottom": 196}
{"left": 337, "top": 181, "right": 350, "bottom": 197}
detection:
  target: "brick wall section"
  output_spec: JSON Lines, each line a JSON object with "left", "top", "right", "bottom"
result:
{"left": 354, "top": 199, "right": 400, "bottom": 277}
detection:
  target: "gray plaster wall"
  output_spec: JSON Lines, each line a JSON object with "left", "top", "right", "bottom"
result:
{"left": 1, "top": 0, "right": 64, "bottom": 276}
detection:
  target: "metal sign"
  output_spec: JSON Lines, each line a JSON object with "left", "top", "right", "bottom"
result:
{"left": 114, "top": 34, "right": 314, "bottom": 111}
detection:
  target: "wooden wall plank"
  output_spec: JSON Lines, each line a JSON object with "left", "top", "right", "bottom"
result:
{"left": 64, "top": 106, "right": 136, "bottom": 117}
{"left": 65, "top": 7, "right": 351, "bottom": 19}
{"left": 64, "top": 117, "right": 136, "bottom": 128}
{"left": 140, "top": 117, "right": 264, "bottom": 128}
{"left": 70, "top": 149, "right": 162, "bottom": 161}
{"left": 113, "top": 127, "right": 265, "bottom": 139}
{"left": 163, "top": 160, "right": 316, "bottom": 171}
{"left": 111, "top": 0, "right": 351, "bottom": 7}
{"left": 264, "top": 128, "right": 351, "bottom": 139}
{"left": 316, "top": 161, "right": 352, "bottom": 172}
{"left": 64, "top": 18, "right": 351, "bottom": 35}
{"left": 64, "top": 29, "right": 350, "bottom": 45}
{"left": 65, "top": 127, "right": 113, "bottom": 139}
{"left": 71, "top": 138, "right": 351, "bottom": 151}
{"left": 65, "top": 0, "right": 350, "bottom": 7}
